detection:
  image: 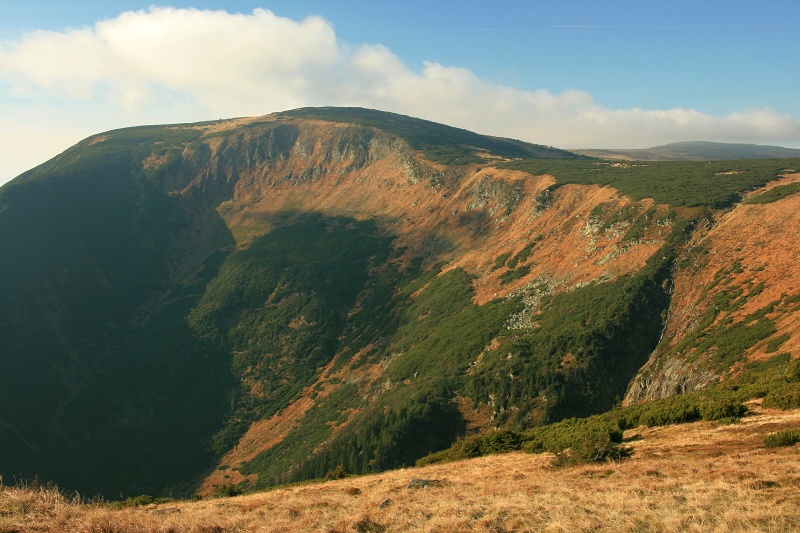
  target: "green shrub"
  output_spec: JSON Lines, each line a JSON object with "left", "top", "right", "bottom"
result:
{"left": 763, "top": 383, "right": 800, "bottom": 409}
{"left": 499, "top": 265, "right": 531, "bottom": 285}
{"left": 764, "top": 429, "right": 800, "bottom": 448}
{"left": 551, "top": 432, "right": 631, "bottom": 467}
{"left": 492, "top": 252, "right": 512, "bottom": 271}
{"left": 521, "top": 418, "right": 623, "bottom": 456}
{"left": 499, "top": 158, "right": 800, "bottom": 208}
{"left": 506, "top": 243, "right": 536, "bottom": 269}
{"left": 744, "top": 182, "right": 800, "bottom": 204}
{"left": 699, "top": 399, "right": 747, "bottom": 421}
{"left": 211, "top": 484, "right": 244, "bottom": 498}
{"left": 324, "top": 465, "right": 348, "bottom": 481}
{"left": 479, "top": 430, "right": 522, "bottom": 454}
{"left": 765, "top": 334, "right": 791, "bottom": 353}
{"left": 516, "top": 417, "right": 628, "bottom": 466}
{"left": 415, "top": 430, "right": 523, "bottom": 466}
{"left": 624, "top": 396, "right": 702, "bottom": 428}
{"left": 415, "top": 447, "right": 462, "bottom": 467}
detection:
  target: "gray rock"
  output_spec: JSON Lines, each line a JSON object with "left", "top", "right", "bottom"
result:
{"left": 379, "top": 498, "right": 393, "bottom": 508}
{"left": 406, "top": 478, "right": 441, "bottom": 489}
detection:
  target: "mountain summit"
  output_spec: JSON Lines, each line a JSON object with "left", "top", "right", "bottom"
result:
{"left": 1, "top": 108, "right": 798, "bottom": 497}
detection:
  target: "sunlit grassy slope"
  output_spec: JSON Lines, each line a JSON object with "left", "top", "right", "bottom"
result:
{"left": 2, "top": 402, "right": 799, "bottom": 532}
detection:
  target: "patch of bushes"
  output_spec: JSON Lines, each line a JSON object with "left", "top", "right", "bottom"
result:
{"left": 763, "top": 383, "right": 800, "bottom": 409}
{"left": 499, "top": 265, "right": 531, "bottom": 285}
{"left": 617, "top": 391, "right": 748, "bottom": 428}
{"left": 418, "top": 383, "right": 754, "bottom": 468}
{"left": 698, "top": 398, "right": 748, "bottom": 422}
{"left": 765, "top": 334, "right": 791, "bottom": 353}
{"left": 418, "top": 417, "right": 627, "bottom": 467}
{"left": 744, "top": 182, "right": 800, "bottom": 204}
{"left": 551, "top": 431, "right": 631, "bottom": 467}
{"left": 324, "top": 465, "right": 349, "bottom": 481}
{"left": 618, "top": 395, "right": 702, "bottom": 428}
{"left": 492, "top": 252, "right": 512, "bottom": 271}
{"left": 522, "top": 418, "right": 623, "bottom": 456}
{"left": 622, "top": 207, "right": 657, "bottom": 242}
{"left": 764, "top": 429, "right": 800, "bottom": 448}
{"left": 506, "top": 242, "right": 537, "bottom": 269}
{"left": 211, "top": 484, "right": 245, "bottom": 498}
{"left": 499, "top": 158, "right": 800, "bottom": 208}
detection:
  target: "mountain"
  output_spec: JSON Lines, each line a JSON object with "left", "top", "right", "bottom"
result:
{"left": 575, "top": 141, "right": 800, "bottom": 161}
{"left": 0, "top": 107, "right": 798, "bottom": 498}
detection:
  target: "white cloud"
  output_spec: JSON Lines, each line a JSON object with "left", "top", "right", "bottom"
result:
{"left": 1, "top": 6, "right": 799, "bottom": 184}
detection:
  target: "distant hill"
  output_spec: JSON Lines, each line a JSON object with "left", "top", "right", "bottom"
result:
{"left": 575, "top": 141, "right": 800, "bottom": 161}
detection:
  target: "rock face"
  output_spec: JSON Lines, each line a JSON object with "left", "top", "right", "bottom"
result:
{"left": 0, "top": 108, "right": 797, "bottom": 498}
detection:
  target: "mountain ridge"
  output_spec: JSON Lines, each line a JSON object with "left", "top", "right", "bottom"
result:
{"left": 0, "top": 107, "right": 798, "bottom": 498}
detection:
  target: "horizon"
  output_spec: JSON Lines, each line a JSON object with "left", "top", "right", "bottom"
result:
{"left": 2, "top": 0, "right": 800, "bottom": 185}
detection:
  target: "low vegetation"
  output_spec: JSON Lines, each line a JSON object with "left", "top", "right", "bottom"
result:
{"left": 743, "top": 181, "right": 800, "bottom": 204}
{"left": 420, "top": 360, "right": 799, "bottom": 468}
{"left": 498, "top": 158, "right": 799, "bottom": 208}
{"left": 763, "top": 382, "right": 800, "bottom": 409}
{"left": 764, "top": 429, "right": 800, "bottom": 448}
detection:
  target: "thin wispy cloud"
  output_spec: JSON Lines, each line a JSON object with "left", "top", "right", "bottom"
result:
{"left": 0, "top": 7, "right": 798, "bottom": 182}
{"left": 553, "top": 24, "right": 699, "bottom": 30}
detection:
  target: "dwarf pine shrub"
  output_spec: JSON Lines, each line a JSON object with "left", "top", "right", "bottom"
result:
{"left": 762, "top": 383, "right": 800, "bottom": 410}
{"left": 764, "top": 429, "right": 800, "bottom": 448}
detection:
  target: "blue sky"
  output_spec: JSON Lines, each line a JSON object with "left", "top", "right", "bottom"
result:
{"left": 2, "top": 1, "right": 799, "bottom": 184}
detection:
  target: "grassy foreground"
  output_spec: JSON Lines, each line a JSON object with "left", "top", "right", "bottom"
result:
{"left": 2, "top": 403, "right": 799, "bottom": 532}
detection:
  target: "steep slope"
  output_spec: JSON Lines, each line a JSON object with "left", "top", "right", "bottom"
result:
{"left": 626, "top": 172, "right": 800, "bottom": 402}
{"left": 0, "top": 107, "right": 797, "bottom": 499}
{"left": 0, "top": 126, "right": 236, "bottom": 496}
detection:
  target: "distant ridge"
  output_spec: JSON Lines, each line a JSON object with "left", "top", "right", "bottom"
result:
{"left": 575, "top": 141, "right": 800, "bottom": 161}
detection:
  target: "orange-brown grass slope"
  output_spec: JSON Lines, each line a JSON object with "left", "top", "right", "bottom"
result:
{"left": 3, "top": 404, "right": 799, "bottom": 532}
{"left": 198, "top": 116, "right": 669, "bottom": 303}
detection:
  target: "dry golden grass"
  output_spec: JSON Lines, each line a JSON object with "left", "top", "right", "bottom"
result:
{"left": 3, "top": 404, "right": 799, "bottom": 532}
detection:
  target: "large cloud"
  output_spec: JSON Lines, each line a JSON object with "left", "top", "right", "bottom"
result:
{"left": 1, "top": 7, "right": 799, "bottom": 182}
